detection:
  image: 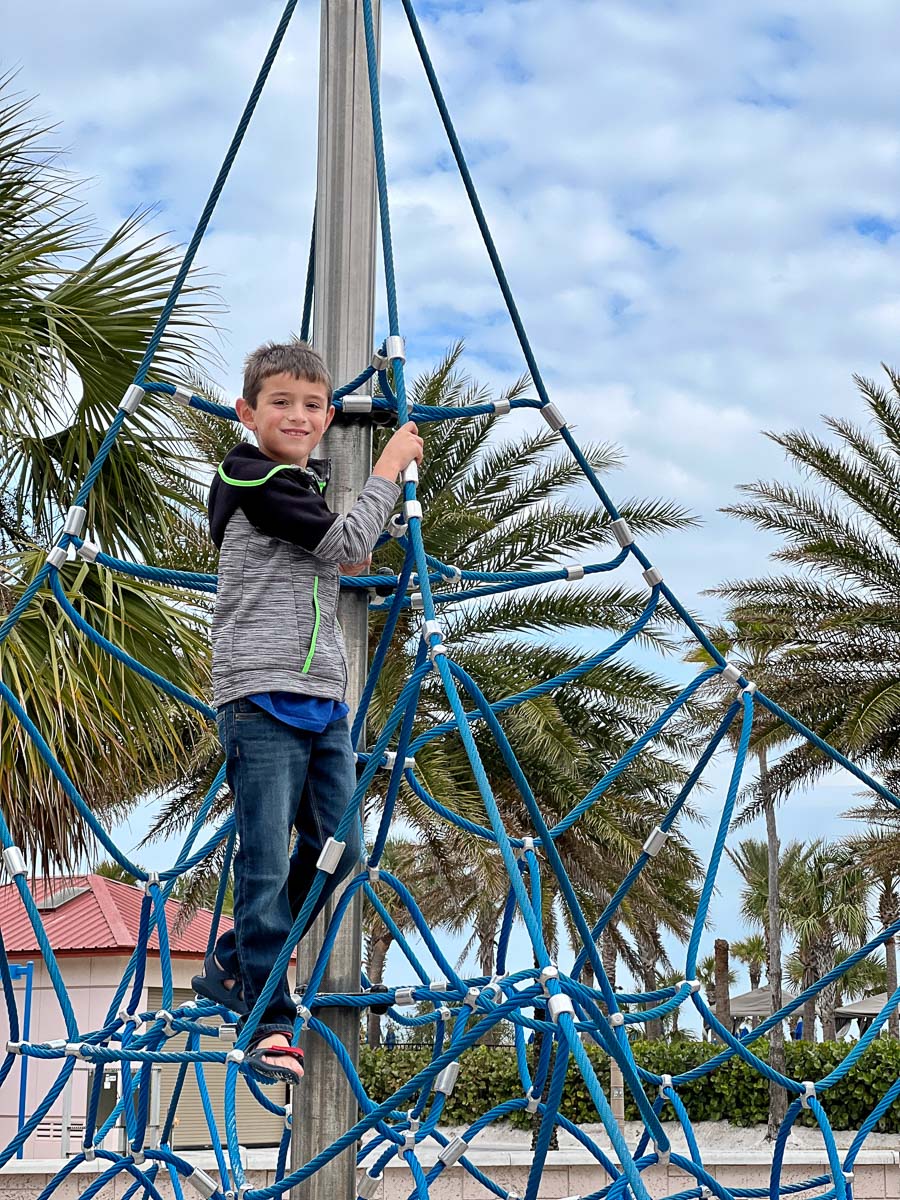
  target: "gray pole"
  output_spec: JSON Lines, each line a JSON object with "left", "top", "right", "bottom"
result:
{"left": 291, "top": 2, "right": 380, "bottom": 1197}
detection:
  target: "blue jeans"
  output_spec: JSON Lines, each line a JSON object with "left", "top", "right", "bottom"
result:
{"left": 213, "top": 698, "right": 361, "bottom": 1037}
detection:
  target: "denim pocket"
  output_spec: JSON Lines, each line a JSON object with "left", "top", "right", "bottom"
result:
{"left": 233, "top": 697, "right": 265, "bottom": 722}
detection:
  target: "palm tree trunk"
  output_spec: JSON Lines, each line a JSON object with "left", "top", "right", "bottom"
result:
{"left": 366, "top": 934, "right": 391, "bottom": 1048}
{"left": 801, "top": 962, "right": 816, "bottom": 1042}
{"left": 887, "top": 935, "right": 899, "bottom": 1039}
{"left": 761, "top": 748, "right": 787, "bottom": 1140}
{"left": 714, "top": 939, "right": 732, "bottom": 1029}
{"left": 601, "top": 928, "right": 617, "bottom": 990}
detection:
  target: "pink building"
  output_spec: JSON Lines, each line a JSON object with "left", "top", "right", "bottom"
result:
{"left": 0, "top": 875, "right": 283, "bottom": 1158}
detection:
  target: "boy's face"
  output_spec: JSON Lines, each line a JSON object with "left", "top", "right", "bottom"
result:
{"left": 236, "top": 372, "right": 334, "bottom": 466}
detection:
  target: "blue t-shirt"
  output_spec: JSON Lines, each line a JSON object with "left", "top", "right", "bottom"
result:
{"left": 249, "top": 692, "right": 349, "bottom": 732}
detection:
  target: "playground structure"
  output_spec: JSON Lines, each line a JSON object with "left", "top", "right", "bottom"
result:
{"left": 3, "top": 2, "right": 900, "bottom": 1199}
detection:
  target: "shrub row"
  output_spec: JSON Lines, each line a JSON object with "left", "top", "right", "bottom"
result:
{"left": 359, "top": 1039, "right": 900, "bottom": 1130}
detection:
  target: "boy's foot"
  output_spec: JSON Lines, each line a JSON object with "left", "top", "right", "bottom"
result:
{"left": 246, "top": 1032, "right": 305, "bottom": 1085}
{"left": 191, "top": 953, "right": 249, "bottom": 1016}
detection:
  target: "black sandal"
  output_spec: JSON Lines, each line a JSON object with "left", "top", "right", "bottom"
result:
{"left": 191, "top": 953, "right": 249, "bottom": 1016}
{"left": 245, "top": 1036, "right": 305, "bottom": 1086}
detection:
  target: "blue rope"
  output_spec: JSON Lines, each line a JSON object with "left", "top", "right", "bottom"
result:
{"left": 5, "top": 1, "right": 900, "bottom": 1196}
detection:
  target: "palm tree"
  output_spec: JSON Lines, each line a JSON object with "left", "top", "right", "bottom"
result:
{"left": 696, "top": 954, "right": 736, "bottom": 1041}
{"left": 0, "top": 82, "right": 218, "bottom": 871}
{"left": 688, "top": 623, "right": 796, "bottom": 1135}
{"left": 363, "top": 347, "right": 704, "bottom": 973}
{"left": 716, "top": 366, "right": 900, "bottom": 806}
{"left": 779, "top": 840, "right": 871, "bottom": 1040}
{"left": 842, "top": 819, "right": 900, "bottom": 1037}
{"left": 732, "top": 933, "right": 767, "bottom": 992}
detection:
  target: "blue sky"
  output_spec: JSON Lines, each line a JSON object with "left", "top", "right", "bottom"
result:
{"left": 7, "top": 1, "right": 900, "bottom": 999}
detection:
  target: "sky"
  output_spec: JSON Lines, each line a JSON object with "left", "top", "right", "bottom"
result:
{"left": 7, "top": 1, "right": 900, "bottom": 1000}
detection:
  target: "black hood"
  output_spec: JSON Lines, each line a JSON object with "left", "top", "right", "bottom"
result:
{"left": 208, "top": 443, "right": 331, "bottom": 549}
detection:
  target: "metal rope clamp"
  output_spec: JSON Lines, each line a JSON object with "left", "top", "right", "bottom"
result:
{"left": 356, "top": 1170, "right": 382, "bottom": 1199}
{"left": 387, "top": 512, "right": 408, "bottom": 539}
{"left": 372, "top": 335, "right": 406, "bottom": 370}
{"left": 421, "top": 618, "right": 447, "bottom": 661}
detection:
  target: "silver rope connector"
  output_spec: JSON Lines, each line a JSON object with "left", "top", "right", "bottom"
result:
{"left": 437, "top": 1135, "right": 467, "bottom": 1167}
{"left": 342, "top": 394, "right": 374, "bottom": 414}
{"left": 356, "top": 1170, "right": 382, "bottom": 1199}
{"left": 143, "top": 872, "right": 160, "bottom": 893}
{"left": 658, "top": 1073, "right": 673, "bottom": 1098}
{"left": 548, "top": 993, "right": 575, "bottom": 1023}
{"left": 383, "top": 751, "right": 415, "bottom": 771}
{"left": 403, "top": 499, "right": 423, "bottom": 521}
{"left": 187, "top": 1166, "right": 218, "bottom": 1198}
{"left": 421, "top": 618, "right": 447, "bottom": 660}
{"left": 525, "top": 1086, "right": 539, "bottom": 1113}
{"left": 372, "top": 336, "right": 406, "bottom": 369}
{"left": 643, "top": 826, "right": 669, "bottom": 857}
{"left": 3, "top": 846, "right": 27, "bottom": 878}
{"left": 78, "top": 539, "right": 101, "bottom": 562}
{"left": 492, "top": 398, "right": 511, "bottom": 415}
{"left": 610, "top": 517, "right": 634, "bottom": 547}
{"left": 642, "top": 566, "right": 663, "bottom": 587}
{"left": 62, "top": 506, "right": 87, "bottom": 537}
{"left": 387, "top": 512, "right": 408, "bottom": 539}
{"left": 401, "top": 461, "right": 419, "bottom": 484}
{"left": 45, "top": 544, "right": 68, "bottom": 570}
{"left": 540, "top": 402, "right": 567, "bottom": 431}
{"left": 539, "top": 964, "right": 559, "bottom": 992}
{"left": 564, "top": 564, "right": 585, "bottom": 580}
{"left": 171, "top": 384, "right": 194, "bottom": 407}
{"left": 317, "top": 838, "right": 346, "bottom": 874}
{"left": 434, "top": 1061, "right": 460, "bottom": 1095}
{"left": 118, "top": 384, "right": 146, "bottom": 414}
{"left": 800, "top": 1080, "right": 816, "bottom": 1108}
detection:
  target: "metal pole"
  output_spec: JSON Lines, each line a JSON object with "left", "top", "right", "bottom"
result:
{"left": 291, "top": 2, "right": 380, "bottom": 1196}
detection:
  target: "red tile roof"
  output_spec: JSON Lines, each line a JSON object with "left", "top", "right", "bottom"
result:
{"left": 0, "top": 875, "right": 232, "bottom": 958}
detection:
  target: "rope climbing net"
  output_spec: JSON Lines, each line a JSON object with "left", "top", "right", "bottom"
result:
{"left": 2, "top": 2, "right": 900, "bottom": 1199}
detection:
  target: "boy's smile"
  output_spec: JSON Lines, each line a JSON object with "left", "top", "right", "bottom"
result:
{"left": 236, "top": 371, "right": 334, "bottom": 466}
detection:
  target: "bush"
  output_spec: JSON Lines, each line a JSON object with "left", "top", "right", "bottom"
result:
{"left": 359, "top": 1039, "right": 900, "bottom": 1130}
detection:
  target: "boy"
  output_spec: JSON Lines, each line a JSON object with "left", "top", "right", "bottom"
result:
{"left": 193, "top": 340, "right": 423, "bottom": 1084}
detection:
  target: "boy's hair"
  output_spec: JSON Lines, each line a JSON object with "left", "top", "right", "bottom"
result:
{"left": 242, "top": 340, "right": 333, "bottom": 408}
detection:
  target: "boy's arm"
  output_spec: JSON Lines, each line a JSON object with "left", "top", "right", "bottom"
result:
{"left": 310, "top": 476, "right": 399, "bottom": 563}
{"left": 237, "top": 470, "right": 398, "bottom": 559}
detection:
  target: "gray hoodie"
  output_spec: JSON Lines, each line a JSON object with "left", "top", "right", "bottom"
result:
{"left": 209, "top": 443, "right": 399, "bottom": 707}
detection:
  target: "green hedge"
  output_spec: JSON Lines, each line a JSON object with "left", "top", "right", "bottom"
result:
{"left": 359, "top": 1040, "right": 900, "bottom": 1130}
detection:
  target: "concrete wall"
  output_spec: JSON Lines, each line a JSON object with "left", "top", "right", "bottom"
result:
{"left": 1, "top": 1149, "right": 897, "bottom": 1199}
